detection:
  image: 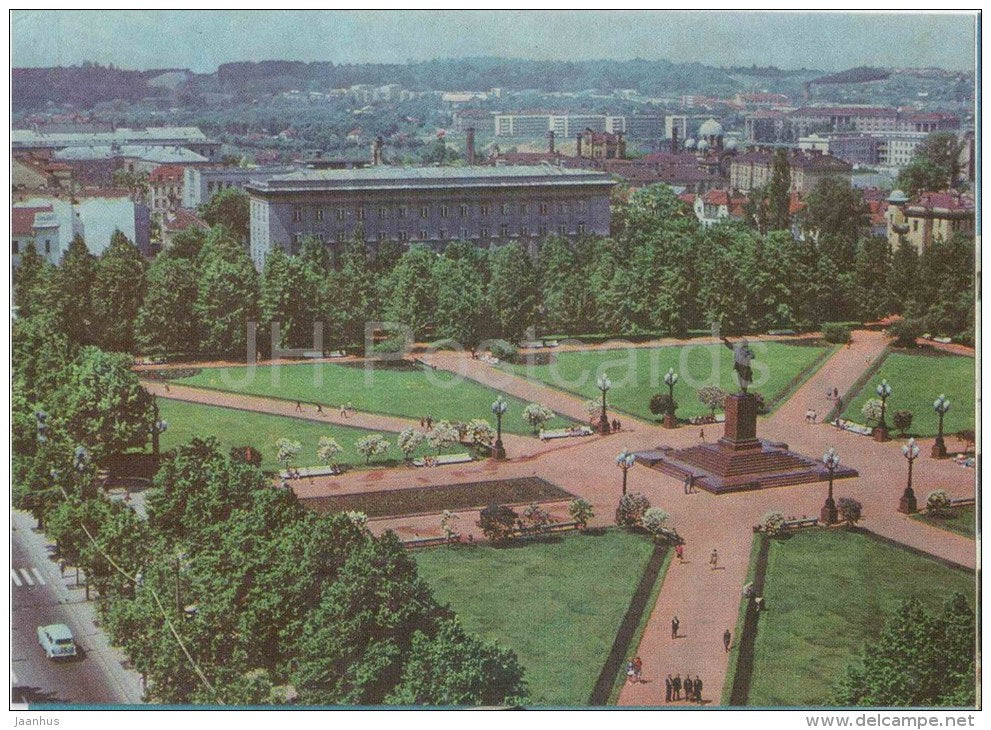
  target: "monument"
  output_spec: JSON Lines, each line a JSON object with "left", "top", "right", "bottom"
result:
{"left": 634, "top": 336, "right": 858, "bottom": 494}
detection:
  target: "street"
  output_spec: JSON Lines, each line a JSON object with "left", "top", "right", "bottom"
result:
{"left": 10, "top": 510, "right": 143, "bottom": 706}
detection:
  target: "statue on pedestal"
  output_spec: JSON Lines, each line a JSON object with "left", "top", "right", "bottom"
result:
{"left": 721, "top": 336, "right": 755, "bottom": 393}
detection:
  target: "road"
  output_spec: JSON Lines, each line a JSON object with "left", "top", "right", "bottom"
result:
{"left": 11, "top": 510, "right": 143, "bottom": 706}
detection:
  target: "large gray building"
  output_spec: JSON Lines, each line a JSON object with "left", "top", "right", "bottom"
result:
{"left": 183, "top": 165, "right": 297, "bottom": 209}
{"left": 247, "top": 166, "right": 615, "bottom": 269}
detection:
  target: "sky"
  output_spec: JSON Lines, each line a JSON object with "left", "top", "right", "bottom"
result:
{"left": 11, "top": 10, "right": 978, "bottom": 74}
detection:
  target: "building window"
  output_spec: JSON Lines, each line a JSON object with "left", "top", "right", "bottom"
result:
{"left": 577, "top": 223, "right": 586, "bottom": 235}
{"left": 501, "top": 203, "right": 510, "bottom": 216}
{"left": 379, "top": 207, "right": 388, "bottom": 219}
{"left": 480, "top": 204, "right": 491, "bottom": 216}
{"left": 337, "top": 208, "right": 345, "bottom": 221}
{"left": 315, "top": 209, "right": 324, "bottom": 222}
{"left": 378, "top": 232, "right": 388, "bottom": 242}
{"left": 558, "top": 224, "right": 568, "bottom": 236}
{"left": 399, "top": 230, "right": 409, "bottom": 242}
{"left": 44, "top": 240, "right": 51, "bottom": 254}
{"left": 357, "top": 208, "right": 366, "bottom": 221}
{"left": 439, "top": 229, "right": 447, "bottom": 240}
{"left": 336, "top": 231, "right": 347, "bottom": 243}
{"left": 538, "top": 225, "right": 548, "bottom": 237}
{"left": 420, "top": 205, "right": 429, "bottom": 218}
{"left": 520, "top": 203, "right": 528, "bottom": 215}
{"left": 419, "top": 230, "right": 428, "bottom": 240}
{"left": 520, "top": 226, "right": 529, "bottom": 237}
{"left": 912, "top": 220, "right": 919, "bottom": 232}
{"left": 461, "top": 228, "right": 469, "bottom": 239}
{"left": 440, "top": 205, "right": 449, "bottom": 218}
{"left": 460, "top": 204, "right": 468, "bottom": 217}
{"left": 398, "top": 206, "right": 407, "bottom": 219}
{"left": 539, "top": 202, "right": 549, "bottom": 215}
{"left": 500, "top": 224, "right": 509, "bottom": 237}
{"left": 480, "top": 226, "right": 490, "bottom": 238}
{"left": 293, "top": 206, "right": 303, "bottom": 222}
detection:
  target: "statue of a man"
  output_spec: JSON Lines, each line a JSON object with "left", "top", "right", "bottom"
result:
{"left": 721, "top": 336, "right": 755, "bottom": 393}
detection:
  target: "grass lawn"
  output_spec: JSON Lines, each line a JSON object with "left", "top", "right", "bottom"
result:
{"left": 172, "top": 362, "right": 571, "bottom": 436}
{"left": 157, "top": 399, "right": 462, "bottom": 473}
{"left": 414, "top": 530, "right": 655, "bottom": 706}
{"left": 509, "top": 342, "right": 831, "bottom": 421}
{"left": 841, "top": 351, "right": 975, "bottom": 436}
{"left": 748, "top": 529, "right": 975, "bottom": 707}
{"left": 912, "top": 505, "right": 976, "bottom": 540}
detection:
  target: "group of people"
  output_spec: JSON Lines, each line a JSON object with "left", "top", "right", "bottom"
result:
{"left": 804, "top": 408, "right": 819, "bottom": 424}
{"left": 664, "top": 673, "right": 704, "bottom": 704}
{"left": 419, "top": 416, "right": 434, "bottom": 429}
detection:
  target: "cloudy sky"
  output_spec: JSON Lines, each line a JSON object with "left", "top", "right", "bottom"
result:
{"left": 11, "top": 10, "right": 978, "bottom": 73}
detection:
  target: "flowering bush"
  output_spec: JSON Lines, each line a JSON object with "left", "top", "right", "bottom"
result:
{"left": 440, "top": 510, "right": 460, "bottom": 542}
{"left": 276, "top": 438, "right": 302, "bottom": 469}
{"left": 427, "top": 421, "right": 460, "bottom": 453}
{"left": 861, "top": 398, "right": 884, "bottom": 427}
{"left": 838, "top": 497, "right": 863, "bottom": 524}
{"left": 760, "top": 511, "right": 786, "bottom": 536}
{"left": 465, "top": 419, "right": 496, "bottom": 448}
{"left": 396, "top": 428, "right": 426, "bottom": 462}
{"left": 522, "top": 403, "right": 555, "bottom": 433}
{"left": 316, "top": 436, "right": 343, "bottom": 468}
{"left": 568, "top": 498, "right": 594, "bottom": 529}
{"left": 926, "top": 490, "right": 951, "bottom": 516}
{"left": 355, "top": 434, "right": 390, "bottom": 464}
{"left": 615, "top": 492, "right": 651, "bottom": 528}
{"left": 642, "top": 507, "right": 670, "bottom": 536}
{"left": 698, "top": 386, "right": 728, "bottom": 417}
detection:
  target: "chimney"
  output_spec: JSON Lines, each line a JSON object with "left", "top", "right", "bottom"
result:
{"left": 671, "top": 127, "right": 679, "bottom": 153}
{"left": 617, "top": 131, "right": 626, "bottom": 159}
{"left": 547, "top": 130, "right": 555, "bottom": 154}
{"left": 465, "top": 127, "right": 476, "bottom": 165}
{"left": 372, "top": 136, "right": 384, "bottom": 166}
{"left": 576, "top": 134, "right": 583, "bottom": 158}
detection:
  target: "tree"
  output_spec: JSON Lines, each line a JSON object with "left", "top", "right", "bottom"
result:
{"left": 537, "top": 236, "right": 590, "bottom": 334}
{"left": 568, "top": 498, "right": 594, "bottom": 529}
{"left": 386, "top": 618, "right": 530, "bottom": 706}
{"left": 861, "top": 399, "right": 884, "bottom": 427}
{"left": 49, "top": 235, "right": 98, "bottom": 345}
{"left": 433, "top": 244, "right": 488, "bottom": 349}
{"left": 49, "top": 347, "right": 155, "bottom": 460}
{"left": 615, "top": 492, "right": 650, "bottom": 528}
{"left": 834, "top": 594, "right": 975, "bottom": 706}
{"left": 426, "top": 421, "right": 459, "bottom": 454}
{"left": 487, "top": 243, "right": 537, "bottom": 342}
{"left": 199, "top": 188, "right": 250, "bottom": 243}
{"left": 92, "top": 230, "right": 147, "bottom": 352}
{"left": 276, "top": 438, "right": 302, "bottom": 470}
{"left": 837, "top": 497, "right": 862, "bottom": 525}
{"left": 925, "top": 490, "right": 951, "bottom": 516}
{"left": 747, "top": 150, "right": 792, "bottom": 233}
{"left": 196, "top": 228, "right": 261, "bottom": 358}
{"left": 261, "top": 248, "right": 322, "bottom": 351}
{"left": 649, "top": 393, "right": 677, "bottom": 418}
{"left": 889, "top": 241, "right": 920, "bottom": 315}
{"left": 854, "top": 237, "right": 894, "bottom": 321}
{"left": 135, "top": 254, "right": 202, "bottom": 357}
{"left": 396, "top": 428, "right": 425, "bottom": 463}
{"left": 521, "top": 403, "right": 554, "bottom": 434}
{"left": 802, "top": 176, "right": 869, "bottom": 248}
{"left": 167, "top": 226, "right": 208, "bottom": 260}
{"left": 477, "top": 504, "right": 518, "bottom": 543}
{"left": 13, "top": 242, "right": 48, "bottom": 318}
{"left": 464, "top": 419, "right": 495, "bottom": 450}
{"left": 12, "top": 315, "right": 79, "bottom": 404}
{"left": 698, "top": 386, "right": 728, "bottom": 417}
{"left": 888, "top": 318, "right": 923, "bottom": 347}
{"left": 384, "top": 246, "right": 439, "bottom": 339}
{"left": 317, "top": 436, "right": 344, "bottom": 470}
{"left": 355, "top": 434, "right": 390, "bottom": 464}
{"left": 641, "top": 507, "right": 670, "bottom": 537}
{"left": 897, "top": 132, "right": 964, "bottom": 194}
{"left": 330, "top": 234, "right": 378, "bottom": 349}
{"left": 892, "top": 410, "right": 914, "bottom": 437}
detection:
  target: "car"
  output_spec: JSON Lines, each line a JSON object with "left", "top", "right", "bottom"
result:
{"left": 37, "top": 623, "right": 77, "bottom": 659}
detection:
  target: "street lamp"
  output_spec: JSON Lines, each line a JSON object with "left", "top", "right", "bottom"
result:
{"left": 491, "top": 396, "right": 507, "bottom": 460}
{"left": 931, "top": 394, "right": 951, "bottom": 459}
{"left": 874, "top": 379, "right": 892, "bottom": 442}
{"left": 149, "top": 401, "right": 169, "bottom": 458}
{"left": 596, "top": 374, "right": 612, "bottom": 435}
{"left": 899, "top": 437, "right": 920, "bottom": 514}
{"left": 820, "top": 447, "right": 840, "bottom": 525}
{"left": 616, "top": 449, "right": 636, "bottom": 496}
{"left": 663, "top": 368, "right": 679, "bottom": 429}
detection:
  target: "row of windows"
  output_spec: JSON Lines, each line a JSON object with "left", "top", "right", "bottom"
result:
{"left": 289, "top": 223, "right": 587, "bottom": 245}
{"left": 290, "top": 200, "right": 589, "bottom": 223}
{"left": 12, "top": 239, "right": 53, "bottom": 255}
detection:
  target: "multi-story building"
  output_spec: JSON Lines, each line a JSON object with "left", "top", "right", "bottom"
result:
{"left": 746, "top": 107, "right": 960, "bottom": 145}
{"left": 247, "top": 166, "right": 615, "bottom": 269}
{"left": 886, "top": 190, "right": 975, "bottom": 252}
{"left": 624, "top": 116, "right": 666, "bottom": 140}
{"left": 729, "top": 149, "right": 852, "bottom": 194}
{"left": 12, "top": 126, "right": 220, "bottom": 160}
{"left": 182, "top": 165, "right": 297, "bottom": 209}
{"left": 876, "top": 132, "right": 930, "bottom": 168}
{"left": 494, "top": 113, "right": 627, "bottom": 138}
{"left": 51, "top": 145, "right": 209, "bottom": 187}
{"left": 822, "top": 133, "right": 881, "bottom": 166}
{"left": 691, "top": 189, "right": 748, "bottom": 228}
{"left": 148, "top": 165, "right": 185, "bottom": 218}
{"left": 665, "top": 115, "right": 688, "bottom": 142}
{"left": 75, "top": 196, "right": 152, "bottom": 256}
{"left": 452, "top": 109, "right": 496, "bottom": 134}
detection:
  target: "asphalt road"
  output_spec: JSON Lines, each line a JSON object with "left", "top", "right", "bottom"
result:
{"left": 11, "top": 517, "right": 139, "bottom": 706}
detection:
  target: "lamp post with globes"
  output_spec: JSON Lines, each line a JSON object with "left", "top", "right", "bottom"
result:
{"left": 491, "top": 396, "right": 507, "bottom": 460}
{"left": 596, "top": 374, "right": 612, "bottom": 435}
{"left": 931, "top": 395, "right": 951, "bottom": 459}
{"left": 820, "top": 447, "right": 840, "bottom": 525}
{"left": 149, "top": 400, "right": 169, "bottom": 458}
{"left": 663, "top": 368, "right": 679, "bottom": 429}
{"left": 616, "top": 449, "right": 636, "bottom": 496}
{"left": 873, "top": 379, "right": 892, "bottom": 442}
{"left": 899, "top": 438, "right": 920, "bottom": 514}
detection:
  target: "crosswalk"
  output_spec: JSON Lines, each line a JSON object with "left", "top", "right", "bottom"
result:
{"left": 10, "top": 567, "right": 46, "bottom": 587}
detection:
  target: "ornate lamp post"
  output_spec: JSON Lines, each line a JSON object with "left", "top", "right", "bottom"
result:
{"left": 149, "top": 400, "right": 169, "bottom": 458}
{"left": 663, "top": 368, "right": 679, "bottom": 429}
{"left": 820, "top": 447, "right": 840, "bottom": 525}
{"left": 898, "top": 438, "right": 920, "bottom": 514}
{"left": 491, "top": 396, "right": 507, "bottom": 460}
{"left": 931, "top": 394, "right": 951, "bottom": 459}
{"left": 596, "top": 374, "right": 612, "bottom": 435}
{"left": 874, "top": 379, "right": 892, "bottom": 442}
{"left": 616, "top": 449, "right": 636, "bottom": 496}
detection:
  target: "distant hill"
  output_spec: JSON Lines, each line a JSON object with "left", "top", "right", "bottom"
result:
{"left": 811, "top": 66, "right": 890, "bottom": 85}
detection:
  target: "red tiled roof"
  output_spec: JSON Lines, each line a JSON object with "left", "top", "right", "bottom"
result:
{"left": 149, "top": 164, "right": 185, "bottom": 183}
{"left": 12, "top": 205, "right": 53, "bottom": 237}
{"left": 702, "top": 189, "right": 747, "bottom": 207}
{"left": 789, "top": 106, "right": 898, "bottom": 118}
{"left": 908, "top": 192, "right": 974, "bottom": 213}
{"left": 163, "top": 209, "right": 209, "bottom": 232}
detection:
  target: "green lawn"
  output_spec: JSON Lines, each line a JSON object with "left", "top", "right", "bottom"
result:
{"left": 912, "top": 505, "right": 976, "bottom": 539}
{"left": 841, "top": 352, "right": 975, "bottom": 436}
{"left": 509, "top": 342, "right": 831, "bottom": 421}
{"left": 157, "top": 399, "right": 462, "bottom": 472}
{"left": 747, "top": 529, "right": 975, "bottom": 707}
{"left": 172, "top": 362, "right": 571, "bottom": 436}
{"left": 414, "top": 530, "right": 655, "bottom": 706}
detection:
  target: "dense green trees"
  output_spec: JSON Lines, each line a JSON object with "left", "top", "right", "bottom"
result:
{"left": 196, "top": 227, "right": 262, "bottom": 358}
{"left": 136, "top": 253, "right": 202, "bottom": 357}
{"left": 93, "top": 230, "right": 148, "bottom": 353}
{"left": 198, "top": 188, "right": 250, "bottom": 243}
{"left": 897, "top": 132, "right": 966, "bottom": 195}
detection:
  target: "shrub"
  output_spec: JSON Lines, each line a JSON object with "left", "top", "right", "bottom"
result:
{"left": 861, "top": 398, "right": 884, "bottom": 426}
{"left": 478, "top": 504, "right": 519, "bottom": 543}
{"left": 649, "top": 393, "right": 677, "bottom": 417}
{"left": 822, "top": 323, "right": 852, "bottom": 344}
{"left": 838, "top": 497, "right": 863, "bottom": 524}
{"left": 396, "top": 428, "right": 425, "bottom": 462}
{"left": 926, "top": 490, "right": 951, "bottom": 517}
{"left": 488, "top": 341, "right": 517, "bottom": 361}
{"left": 230, "top": 446, "right": 262, "bottom": 468}
{"left": 275, "top": 438, "right": 302, "bottom": 468}
{"left": 568, "top": 498, "right": 594, "bottom": 529}
{"left": 888, "top": 318, "right": 924, "bottom": 348}
{"left": 641, "top": 507, "right": 670, "bottom": 536}
{"left": 521, "top": 502, "right": 551, "bottom": 532}
{"left": 698, "top": 385, "right": 728, "bottom": 416}
{"left": 355, "top": 434, "right": 390, "bottom": 464}
{"left": 465, "top": 419, "right": 496, "bottom": 448}
{"left": 522, "top": 403, "right": 555, "bottom": 433}
{"left": 615, "top": 492, "right": 650, "bottom": 528}
{"left": 760, "top": 511, "right": 787, "bottom": 536}
{"left": 427, "top": 421, "right": 460, "bottom": 453}
{"left": 317, "top": 436, "right": 344, "bottom": 467}
{"left": 892, "top": 410, "right": 914, "bottom": 436}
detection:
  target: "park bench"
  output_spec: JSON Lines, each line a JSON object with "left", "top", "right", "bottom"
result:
{"left": 412, "top": 452, "right": 473, "bottom": 467}
{"left": 512, "top": 520, "right": 580, "bottom": 539}
{"left": 832, "top": 419, "right": 873, "bottom": 436}
{"left": 328, "top": 350, "right": 347, "bottom": 358}
{"left": 768, "top": 329, "right": 796, "bottom": 336}
{"left": 279, "top": 465, "right": 341, "bottom": 479}
{"left": 403, "top": 535, "right": 456, "bottom": 549}
{"left": 520, "top": 340, "right": 544, "bottom": 349}
{"left": 539, "top": 426, "right": 594, "bottom": 441}
{"left": 950, "top": 496, "right": 976, "bottom": 507}
{"left": 783, "top": 517, "right": 819, "bottom": 530}
{"left": 543, "top": 340, "right": 560, "bottom": 347}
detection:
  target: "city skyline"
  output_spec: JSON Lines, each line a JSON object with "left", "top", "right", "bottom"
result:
{"left": 12, "top": 10, "right": 978, "bottom": 73}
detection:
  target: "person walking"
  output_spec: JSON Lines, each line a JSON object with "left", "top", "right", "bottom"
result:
{"left": 699, "top": 427, "right": 705, "bottom": 442}
{"left": 672, "top": 673, "right": 682, "bottom": 700}
{"left": 626, "top": 660, "right": 636, "bottom": 685}
{"left": 295, "top": 400, "right": 302, "bottom": 412}
{"left": 665, "top": 674, "right": 673, "bottom": 702}
{"left": 683, "top": 474, "right": 692, "bottom": 494}
{"left": 671, "top": 615, "right": 680, "bottom": 639}
{"left": 164, "top": 381, "right": 170, "bottom": 393}
{"left": 340, "top": 404, "right": 348, "bottom": 418}
{"left": 315, "top": 403, "right": 323, "bottom": 415}
{"left": 710, "top": 549, "right": 719, "bottom": 570}
{"left": 675, "top": 543, "right": 684, "bottom": 562}
{"left": 723, "top": 628, "right": 732, "bottom": 652}
{"left": 633, "top": 656, "right": 643, "bottom": 683}
{"left": 694, "top": 675, "right": 703, "bottom": 704}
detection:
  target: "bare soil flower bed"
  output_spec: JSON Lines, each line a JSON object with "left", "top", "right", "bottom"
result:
{"left": 300, "top": 477, "right": 574, "bottom": 518}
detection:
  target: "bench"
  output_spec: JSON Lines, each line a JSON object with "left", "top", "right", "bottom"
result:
{"left": 832, "top": 419, "right": 873, "bottom": 436}
{"left": 543, "top": 340, "right": 560, "bottom": 348}
{"left": 520, "top": 341, "right": 544, "bottom": 349}
{"left": 950, "top": 497, "right": 976, "bottom": 507}
{"left": 328, "top": 350, "right": 347, "bottom": 358}
{"left": 539, "top": 426, "right": 594, "bottom": 441}
{"left": 412, "top": 452, "right": 473, "bottom": 467}
{"left": 768, "top": 329, "right": 797, "bottom": 336}
{"left": 512, "top": 520, "right": 580, "bottom": 538}
{"left": 279, "top": 465, "right": 341, "bottom": 479}
{"left": 403, "top": 535, "right": 457, "bottom": 549}
{"left": 783, "top": 517, "right": 819, "bottom": 530}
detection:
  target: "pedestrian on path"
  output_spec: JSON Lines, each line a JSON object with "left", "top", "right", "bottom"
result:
{"left": 295, "top": 400, "right": 302, "bottom": 412}
{"left": 671, "top": 615, "right": 679, "bottom": 639}
{"left": 710, "top": 549, "right": 719, "bottom": 570}
{"left": 164, "top": 381, "right": 170, "bottom": 393}
{"left": 633, "top": 656, "right": 643, "bottom": 683}
{"left": 665, "top": 674, "right": 673, "bottom": 702}
{"left": 340, "top": 404, "right": 348, "bottom": 418}
{"left": 683, "top": 474, "right": 691, "bottom": 494}
{"left": 626, "top": 660, "right": 636, "bottom": 684}
{"left": 672, "top": 674, "right": 682, "bottom": 700}
{"left": 699, "top": 427, "right": 706, "bottom": 442}
{"left": 315, "top": 403, "right": 323, "bottom": 414}
{"left": 694, "top": 675, "right": 703, "bottom": 704}
{"left": 723, "top": 628, "right": 732, "bottom": 652}
{"left": 675, "top": 543, "right": 684, "bottom": 562}
{"left": 811, "top": 409, "right": 818, "bottom": 424}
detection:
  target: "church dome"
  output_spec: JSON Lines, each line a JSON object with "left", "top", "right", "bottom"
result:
{"left": 699, "top": 118, "right": 723, "bottom": 137}
{"left": 724, "top": 138, "right": 739, "bottom": 151}
{"left": 697, "top": 139, "right": 710, "bottom": 151}
{"left": 888, "top": 189, "right": 909, "bottom": 204}
{"left": 684, "top": 138, "right": 697, "bottom": 149}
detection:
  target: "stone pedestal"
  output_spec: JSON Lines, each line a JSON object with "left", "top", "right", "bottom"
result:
{"left": 873, "top": 426, "right": 890, "bottom": 443}
{"left": 931, "top": 437, "right": 948, "bottom": 459}
{"left": 898, "top": 487, "right": 918, "bottom": 514}
{"left": 663, "top": 412, "right": 677, "bottom": 429}
{"left": 596, "top": 413, "right": 612, "bottom": 435}
{"left": 492, "top": 440, "right": 506, "bottom": 460}
{"left": 820, "top": 498, "right": 838, "bottom": 525}
{"left": 718, "top": 393, "right": 761, "bottom": 451}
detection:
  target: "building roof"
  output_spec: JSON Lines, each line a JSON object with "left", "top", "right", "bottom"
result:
{"left": 702, "top": 189, "right": 747, "bottom": 207}
{"left": 12, "top": 126, "right": 211, "bottom": 148}
{"left": 250, "top": 165, "right": 616, "bottom": 193}
{"left": 54, "top": 145, "right": 208, "bottom": 164}
{"left": 12, "top": 205, "right": 53, "bottom": 236}
{"left": 163, "top": 209, "right": 209, "bottom": 232}
{"left": 731, "top": 149, "right": 852, "bottom": 172}
{"left": 906, "top": 192, "right": 974, "bottom": 215}
{"left": 149, "top": 164, "right": 185, "bottom": 183}
{"left": 789, "top": 106, "right": 898, "bottom": 118}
